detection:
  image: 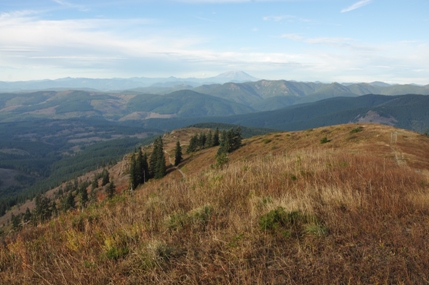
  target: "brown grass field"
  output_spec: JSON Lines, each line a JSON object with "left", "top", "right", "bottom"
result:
{"left": 1, "top": 123, "right": 429, "bottom": 284}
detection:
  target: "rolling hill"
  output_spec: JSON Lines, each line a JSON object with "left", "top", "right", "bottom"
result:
{"left": 139, "top": 94, "right": 429, "bottom": 133}
{"left": 1, "top": 124, "right": 429, "bottom": 284}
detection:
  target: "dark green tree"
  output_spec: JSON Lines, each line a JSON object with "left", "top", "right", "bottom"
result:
{"left": 213, "top": 127, "right": 220, "bottom": 146}
{"left": 135, "top": 149, "right": 144, "bottom": 184}
{"left": 141, "top": 152, "right": 149, "bottom": 183}
{"left": 23, "top": 207, "right": 32, "bottom": 222}
{"left": 11, "top": 213, "right": 20, "bottom": 230}
{"left": 129, "top": 153, "right": 137, "bottom": 190}
{"left": 198, "top": 132, "right": 207, "bottom": 150}
{"left": 217, "top": 130, "right": 230, "bottom": 156}
{"left": 174, "top": 141, "right": 183, "bottom": 166}
{"left": 150, "top": 136, "right": 166, "bottom": 179}
{"left": 186, "top": 134, "right": 198, "bottom": 153}
{"left": 63, "top": 192, "right": 75, "bottom": 212}
{"left": 206, "top": 130, "right": 213, "bottom": 147}
{"left": 34, "top": 195, "right": 53, "bottom": 222}
{"left": 101, "top": 169, "right": 110, "bottom": 186}
{"left": 91, "top": 177, "right": 98, "bottom": 191}
{"left": 80, "top": 185, "right": 89, "bottom": 208}
{"left": 106, "top": 181, "right": 116, "bottom": 199}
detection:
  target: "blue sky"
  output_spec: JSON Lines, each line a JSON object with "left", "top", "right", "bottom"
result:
{"left": 0, "top": 0, "right": 428, "bottom": 84}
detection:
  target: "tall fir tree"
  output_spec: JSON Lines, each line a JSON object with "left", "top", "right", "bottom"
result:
{"left": 186, "top": 134, "right": 198, "bottom": 153}
{"left": 206, "top": 130, "right": 213, "bottom": 147}
{"left": 142, "top": 152, "right": 149, "bottom": 183}
{"left": 80, "top": 185, "right": 88, "bottom": 208}
{"left": 174, "top": 141, "right": 183, "bottom": 166}
{"left": 101, "top": 169, "right": 110, "bottom": 186}
{"left": 135, "top": 149, "right": 144, "bottom": 184}
{"left": 150, "top": 136, "right": 166, "bottom": 179}
{"left": 213, "top": 127, "right": 220, "bottom": 146}
{"left": 106, "top": 181, "right": 116, "bottom": 199}
{"left": 198, "top": 132, "right": 207, "bottom": 150}
{"left": 129, "top": 153, "right": 137, "bottom": 190}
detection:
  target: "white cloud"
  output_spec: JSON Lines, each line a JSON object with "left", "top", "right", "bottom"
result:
{"left": 341, "top": 0, "right": 372, "bottom": 13}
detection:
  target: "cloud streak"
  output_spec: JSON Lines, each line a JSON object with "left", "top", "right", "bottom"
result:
{"left": 341, "top": 0, "right": 372, "bottom": 13}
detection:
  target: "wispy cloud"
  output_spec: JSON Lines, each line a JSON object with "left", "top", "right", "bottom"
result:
{"left": 280, "top": 33, "right": 303, "bottom": 41}
{"left": 52, "top": 0, "right": 89, "bottom": 12}
{"left": 341, "top": 0, "right": 372, "bottom": 13}
{"left": 263, "top": 15, "right": 311, "bottom": 23}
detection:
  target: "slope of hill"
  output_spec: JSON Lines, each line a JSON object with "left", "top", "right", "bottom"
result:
{"left": 0, "top": 89, "right": 254, "bottom": 122}
{"left": 126, "top": 90, "right": 254, "bottom": 117}
{"left": 140, "top": 94, "right": 429, "bottom": 133}
{"left": 1, "top": 124, "right": 429, "bottom": 284}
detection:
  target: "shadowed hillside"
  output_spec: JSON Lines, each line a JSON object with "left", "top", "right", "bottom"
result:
{"left": 1, "top": 124, "right": 429, "bottom": 284}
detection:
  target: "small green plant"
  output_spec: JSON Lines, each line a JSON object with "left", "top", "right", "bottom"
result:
{"left": 189, "top": 204, "right": 213, "bottom": 227}
{"left": 106, "top": 246, "right": 129, "bottom": 260}
{"left": 262, "top": 138, "right": 272, "bottom": 144}
{"left": 259, "top": 207, "right": 327, "bottom": 238}
{"left": 320, "top": 136, "right": 331, "bottom": 144}
{"left": 350, "top": 126, "right": 363, "bottom": 134}
{"left": 165, "top": 211, "right": 188, "bottom": 230}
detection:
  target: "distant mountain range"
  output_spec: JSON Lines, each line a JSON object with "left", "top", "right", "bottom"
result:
{"left": 0, "top": 71, "right": 259, "bottom": 92}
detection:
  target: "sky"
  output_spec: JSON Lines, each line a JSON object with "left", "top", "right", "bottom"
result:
{"left": 0, "top": 0, "right": 428, "bottom": 84}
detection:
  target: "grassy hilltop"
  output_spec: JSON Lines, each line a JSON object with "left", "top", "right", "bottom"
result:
{"left": 1, "top": 123, "right": 429, "bottom": 284}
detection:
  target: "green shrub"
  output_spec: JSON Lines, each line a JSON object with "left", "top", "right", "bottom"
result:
{"left": 259, "top": 207, "right": 327, "bottom": 238}
{"left": 350, "top": 126, "right": 363, "bottom": 134}
{"left": 106, "top": 246, "right": 129, "bottom": 260}
{"left": 320, "top": 136, "right": 331, "bottom": 144}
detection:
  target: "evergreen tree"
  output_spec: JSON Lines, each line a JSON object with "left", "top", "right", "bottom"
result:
{"left": 150, "top": 136, "right": 166, "bottom": 179}
{"left": 206, "top": 130, "right": 213, "bottom": 147}
{"left": 23, "top": 208, "right": 31, "bottom": 222}
{"left": 142, "top": 152, "right": 149, "bottom": 183}
{"left": 217, "top": 127, "right": 242, "bottom": 155}
{"left": 35, "top": 195, "right": 53, "bottom": 222}
{"left": 217, "top": 130, "right": 229, "bottom": 156}
{"left": 135, "top": 149, "right": 144, "bottom": 184}
{"left": 80, "top": 185, "right": 88, "bottom": 208}
{"left": 186, "top": 134, "right": 198, "bottom": 153}
{"left": 11, "top": 213, "right": 20, "bottom": 230}
{"left": 91, "top": 177, "right": 98, "bottom": 191}
{"left": 63, "top": 192, "right": 75, "bottom": 212}
{"left": 129, "top": 153, "right": 137, "bottom": 190}
{"left": 174, "top": 141, "right": 183, "bottom": 166}
{"left": 231, "top": 127, "right": 242, "bottom": 151}
{"left": 198, "top": 132, "right": 207, "bottom": 150}
{"left": 213, "top": 127, "right": 220, "bottom": 146}
{"left": 106, "top": 181, "right": 116, "bottom": 199}
{"left": 101, "top": 169, "right": 110, "bottom": 186}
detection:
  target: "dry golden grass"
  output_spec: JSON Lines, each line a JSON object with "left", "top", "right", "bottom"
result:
{"left": 1, "top": 124, "right": 429, "bottom": 284}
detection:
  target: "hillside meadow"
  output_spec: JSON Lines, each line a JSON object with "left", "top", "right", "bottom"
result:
{"left": 1, "top": 124, "right": 429, "bottom": 284}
